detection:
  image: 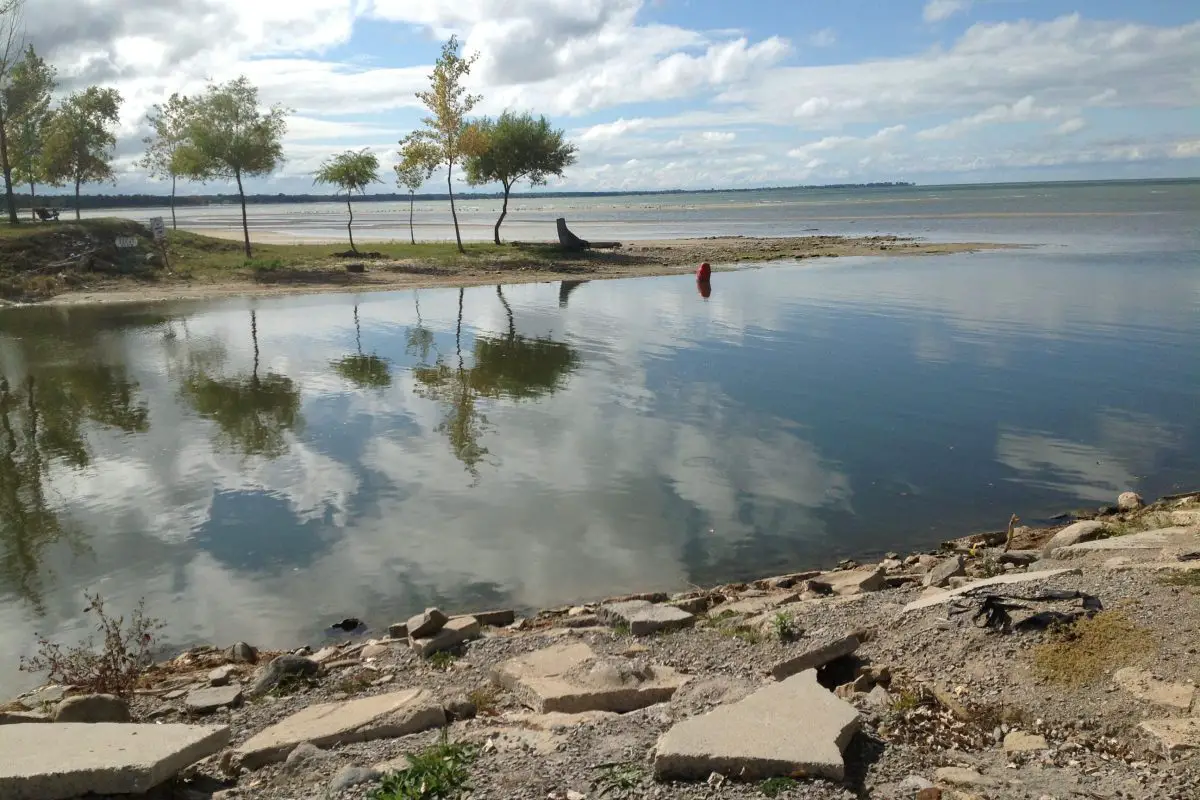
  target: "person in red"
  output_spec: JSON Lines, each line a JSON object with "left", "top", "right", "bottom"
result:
{"left": 696, "top": 262, "right": 712, "bottom": 298}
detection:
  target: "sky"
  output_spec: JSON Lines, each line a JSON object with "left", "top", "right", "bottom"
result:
{"left": 21, "top": 0, "right": 1200, "bottom": 195}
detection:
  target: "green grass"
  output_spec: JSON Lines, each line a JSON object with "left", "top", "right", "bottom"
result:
{"left": 427, "top": 651, "right": 458, "bottom": 671}
{"left": 467, "top": 685, "right": 501, "bottom": 716}
{"left": 1099, "top": 511, "right": 1174, "bottom": 538}
{"left": 770, "top": 611, "right": 801, "bottom": 643}
{"left": 760, "top": 776, "right": 799, "bottom": 797}
{"left": 594, "top": 762, "right": 646, "bottom": 797}
{"left": 1158, "top": 570, "right": 1200, "bottom": 589}
{"left": 371, "top": 734, "right": 477, "bottom": 799}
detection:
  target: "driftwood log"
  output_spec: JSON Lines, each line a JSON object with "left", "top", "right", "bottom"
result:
{"left": 556, "top": 217, "right": 621, "bottom": 251}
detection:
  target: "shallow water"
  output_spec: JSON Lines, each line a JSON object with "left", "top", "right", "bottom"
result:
{"left": 3, "top": 180, "right": 1198, "bottom": 694}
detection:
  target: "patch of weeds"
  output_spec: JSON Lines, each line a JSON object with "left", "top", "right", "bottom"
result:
{"left": 1157, "top": 570, "right": 1200, "bottom": 590}
{"left": 271, "top": 672, "right": 320, "bottom": 697}
{"left": 730, "top": 627, "right": 765, "bottom": 644}
{"left": 760, "top": 776, "right": 799, "bottom": 797}
{"left": 594, "top": 762, "right": 646, "bottom": 798}
{"left": 1032, "top": 611, "right": 1154, "bottom": 686}
{"left": 246, "top": 258, "right": 284, "bottom": 272}
{"left": 334, "top": 671, "right": 376, "bottom": 695}
{"left": 467, "top": 685, "right": 501, "bottom": 717}
{"left": 770, "top": 611, "right": 801, "bottom": 643}
{"left": 428, "top": 651, "right": 458, "bottom": 671}
{"left": 610, "top": 621, "right": 632, "bottom": 636}
{"left": 890, "top": 686, "right": 921, "bottom": 712}
{"left": 976, "top": 554, "right": 1004, "bottom": 578}
{"left": 1100, "top": 512, "right": 1174, "bottom": 538}
{"left": 19, "top": 591, "right": 164, "bottom": 697}
{"left": 371, "top": 732, "right": 477, "bottom": 799}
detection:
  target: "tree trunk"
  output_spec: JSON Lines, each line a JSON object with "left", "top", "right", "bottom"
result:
{"left": 28, "top": 181, "right": 34, "bottom": 221}
{"left": 235, "top": 170, "right": 251, "bottom": 258}
{"left": 494, "top": 182, "right": 510, "bottom": 246}
{"left": 447, "top": 162, "right": 464, "bottom": 254}
{"left": 408, "top": 191, "right": 415, "bottom": 245}
{"left": 346, "top": 197, "right": 356, "bottom": 254}
{"left": 74, "top": 178, "right": 81, "bottom": 221}
{"left": 250, "top": 309, "right": 259, "bottom": 380}
{"left": 170, "top": 174, "right": 177, "bottom": 230}
{"left": 0, "top": 119, "right": 17, "bottom": 225}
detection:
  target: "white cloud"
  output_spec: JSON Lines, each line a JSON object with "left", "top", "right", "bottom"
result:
{"left": 916, "top": 96, "right": 1063, "bottom": 140}
{"left": 808, "top": 28, "right": 837, "bottom": 47}
{"left": 924, "top": 0, "right": 972, "bottom": 24}
{"left": 1054, "top": 117, "right": 1086, "bottom": 136}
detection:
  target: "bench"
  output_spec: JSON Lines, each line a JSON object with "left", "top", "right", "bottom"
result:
{"left": 34, "top": 207, "right": 60, "bottom": 222}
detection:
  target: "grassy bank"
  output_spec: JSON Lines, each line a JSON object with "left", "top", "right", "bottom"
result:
{"left": 0, "top": 218, "right": 1008, "bottom": 305}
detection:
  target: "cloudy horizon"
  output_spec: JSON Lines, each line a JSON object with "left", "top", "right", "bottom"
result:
{"left": 17, "top": 0, "right": 1200, "bottom": 197}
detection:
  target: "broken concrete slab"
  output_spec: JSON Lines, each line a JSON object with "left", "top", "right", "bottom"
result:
{"left": 455, "top": 609, "right": 516, "bottom": 628}
{"left": 653, "top": 669, "right": 860, "bottom": 782}
{"left": 54, "top": 694, "right": 131, "bottom": 724}
{"left": 185, "top": 686, "right": 243, "bottom": 714}
{"left": 809, "top": 566, "right": 885, "bottom": 596}
{"left": 1050, "top": 528, "right": 1200, "bottom": 560}
{"left": 708, "top": 591, "right": 802, "bottom": 618}
{"left": 1003, "top": 731, "right": 1049, "bottom": 753}
{"left": 233, "top": 688, "right": 444, "bottom": 770}
{"left": 407, "top": 608, "right": 449, "bottom": 639}
{"left": 1113, "top": 668, "right": 1196, "bottom": 711}
{"left": 208, "top": 665, "right": 235, "bottom": 686}
{"left": 501, "top": 710, "right": 620, "bottom": 730}
{"left": 1139, "top": 717, "right": 1200, "bottom": 752}
{"left": 0, "top": 723, "right": 229, "bottom": 800}
{"left": 0, "top": 711, "right": 50, "bottom": 724}
{"left": 770, "top": 634, "right": 860, "bottom": 681}
{"left": 934, "top": 766, "right": 1000, "bottom": 788}
{"left": 492, "top": 642, "right": 687, "bottom": 714}
{"left": 1041, "top": 521, "right": 1105, "bottom": 556}
{"left": 410, "top": 616, "right": 480, "bottom": 657}
{"left": 923, "top": 556, "right": 965, "bottom": 588}
{"left": 597, "top": 600, "right": 695, "bottom": 635}
{"left": 247, "top": 654, "right": 319, "bottom": 698}
{"left": 903, "top": 568, "right": 1082, "bottom": 612}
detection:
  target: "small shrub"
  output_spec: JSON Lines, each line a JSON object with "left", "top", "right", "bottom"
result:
{"left": 371, "top": 732, "right": 477, "bottom": 799}
{"left": 246, "top": 258, "right": 284, "bottom": 272}
{"left": 610, "top": 621, "right": 632, "bottom": 636}
{"left": 770, "top": 611, "right": 801, "bottom": 643}
{"left": 1032, "top": 611, "right": 1154, "bottom": 686}
{"left": 594, "top": 762, "right": 645, "bottom": 797}
{"left": 428, "top": 650, "right": 458, "bottom": 671}
{"left": 271, "top": 672, "right": 320, "bottom": 697}
{"left": 761, "top": 776, "right": 799, "bottom": 797}
{"left": 467, "top": 685, "right": 501, "bottom": 716}
{"left": 19, "top": 592, "right": 164, "bottom": 697}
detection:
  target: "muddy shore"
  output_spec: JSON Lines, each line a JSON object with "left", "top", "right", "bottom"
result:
{"left": 44, "top": 235, "right": 1013, "bottom": 307}
{"left": 4, "top": 490, "right": 1198, "bottom": 800}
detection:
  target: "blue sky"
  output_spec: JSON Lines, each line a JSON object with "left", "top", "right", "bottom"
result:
{"left": 27, "top": 0, "right": 1200, "bottom": 194}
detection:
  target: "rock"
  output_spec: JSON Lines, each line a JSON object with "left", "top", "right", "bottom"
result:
{"left": 246, "top": 654, "right": 320, "bottom": 698}
{"left": 227, "top": 642, "right": 257, "bottom": 663}
{"left": 185, "top": 686, "right": 243, "bottom": 714}
{"left": 407, "top": 607, "right": 449, "bottom": 639}
{"left": 17, "top": 685, "right": 67, "bottom": 709}
{"left": 934, "top": 767, "right": 999, "bottom": 788}
{"left": 597, "top": 600, "right": 696, "bottom": 636}
{"left": 809, "top": 566, "right": 885, "bottom": 596}
{"left": 1004, "top": 731, "right": 1049, "bottom": 753}
{"left": 146, "top": 705, "right": 176, "bottom": 720}
{"left": 880, "top": 558, "right": 903, "bottom": 571}
{"left": 362, "top": 643, "right": 392, "bottom": 659}
{"left": 998, "top": 550, "right": 1039, "bottom": 565}
{"left": 924, "top": 555, "right": 966, "bottom": 588}
{"left": 329, "top": 765, "right": 381, "bottom": 793}
{"left": 947, "top": 576, "right": 971, "bottom": 589}
{"left": 760, "top": 570, "right": 821, "bottom": 589}
{"left": 770, "top": 634, "right": 860, "bottom": 681}
{"left": 667, "top": 595, "right": 712, "bottom": 615}
{"left": 208, "top": 665, "right": 235, "bottom": 687}
{"left": 1118, "top": 491, "right": 1145, "bottom": 511}
{"left": 0, "top": 723, "right": 229, "bottom": 800}
{"left": 310, "top": 646, "right": 342, "bottom": 664}
{"left": 1139, "top": 717, "right": 1200, "bottom": 752}
{"left": 444, "top": 694, "right": 477, "bottom": 720}
{"left": 1041, "top": 521, "right": 1105, "bottom": 556}
{"left": 281, "top": 742, "right": 334, "bottom": 776}
{"left": 903, "top": 568, "right": 1083, "bottom": 612}
{"left": 901, "top": 774, "right": 936, "bottom": 791}
{"left": 917, "top": 790, "right": 943, "bottom": 800}
{"left": 864, "top": 685, "right": 892, "bottom": 708}
{"left": 566, "top": 791, "right": 586, "bottom": 800}
{"left": 410, "top": 616, "right": 480, "bottom": 657}
{"left": 1, "top": 711, "right": 50, "bottom": 724}
{"left": 1051, "top": 527, "right": 1199, "bottom": 560}
{"left": 458, "top": 609, "right": 516, "bottom": 628}
{"left": 1113, "top": 667, "right": 1196, "bottom": 710}
{"left": 388, "top": 622, "right": 408, "bottom": 638}
{"left": 492, "top": 642, "right": 687, "bottom": 714}
{"left": 233, "top": 688, "right": 445, "bottom": 770}
{"left": 653, "top": 669, "right": 861, "bottom": 782}
{"left": 54, "top": 694, "right": 131, "bottom": 724}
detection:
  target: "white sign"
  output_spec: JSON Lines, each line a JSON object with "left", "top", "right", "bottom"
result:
{"left": 115, "top": 236, "right": 138, "bottom": 249}
{"left": 149, "top": 217, "right": 166, "bottom": 242}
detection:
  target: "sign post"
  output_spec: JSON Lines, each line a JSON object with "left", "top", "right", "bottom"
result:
{"left": 149, "top": 217, "right": 170, "bottom": 270}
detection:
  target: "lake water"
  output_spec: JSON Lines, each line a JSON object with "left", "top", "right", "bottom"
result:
{"left": 4, "top": 180, "right": 1199, "bottom": 694}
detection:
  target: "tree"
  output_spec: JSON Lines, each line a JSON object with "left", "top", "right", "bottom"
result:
{"left": 139, "top": 94, "right": 199, "bottom": 230}
{"left": 465, "top": 112, "right": 577, "bottom": 244}
{"left": 41, "top": 87, "right": 123, "bottom": 221}
{"left": 0, "top": 0, "right": 26, "bottom": 224}
{"left": 332, "top": 305, "right": 391, "bottom": 389}
{"left": 313, "top": 148, "right": 379, "bottom": 254}
{"left": 395, "top": 154, "right": 431, "bottom": 245}
{"left": 399, "top": 36, "right": 481, "bottom": 254}
{"left": 182, "top": 77, "right": 287, "bottom": 258}
{"left": 8, "top": 45, "right": 55, "bottom": 220}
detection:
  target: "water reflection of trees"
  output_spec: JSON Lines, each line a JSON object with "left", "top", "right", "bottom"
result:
{"left": 0, "top": 362, "right": 150, "bottom": 612}
{"left": 413, "top": 286, "right": 580, "bottom": 479}
{"left": 332, "top": 305, "right": 392, "bottom": 390}
{"left": 181, "top": 310, "right": 303, "bottom": 459}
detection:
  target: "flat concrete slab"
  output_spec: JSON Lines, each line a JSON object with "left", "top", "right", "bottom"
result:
{"left": 810, "top": 566, "right": 885, "bottom": 596}
{"left": 1050, "top": 528, "right": 1200, "bottom": 560}
{"left": 492, "top": 642, "right": 688, "bottom": 714}
{"left": 654, "top": 669, "right": 861, "bottom": 782}
{"left": 410, "top": 616, "right": 480, "bottom": 657}
{"left": 903, "top": 568, "right": 1082, "bottom": 612}
{"left": 233, "top": 688, "right": 444, "bottom": 770}
{"left": 1113, "top": 668, "right": 1196, "bottom": 711}
{"left": 1139, "top": 717, "right": 1200, "bottom": 752}
{"left": 598, "top": 600, "right": 695, "bottom": 635}
{"left": 0, "top": 723, "right": 229, "bottom": 800}
{"left": 770, "top": 634, "right": 860, "bottom": 681}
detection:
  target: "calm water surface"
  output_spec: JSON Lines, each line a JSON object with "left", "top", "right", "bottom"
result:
{"left": 4, "top": 181, "right": 1198, "bottom": 693}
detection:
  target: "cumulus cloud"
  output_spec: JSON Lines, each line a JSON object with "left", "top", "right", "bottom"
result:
{"left": 924, "top": 0, "right": 972, "bottom": 24}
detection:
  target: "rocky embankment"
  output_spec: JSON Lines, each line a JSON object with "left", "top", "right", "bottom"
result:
{"left": 2, "top": 491, "right": 1198, "bottom": 800}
